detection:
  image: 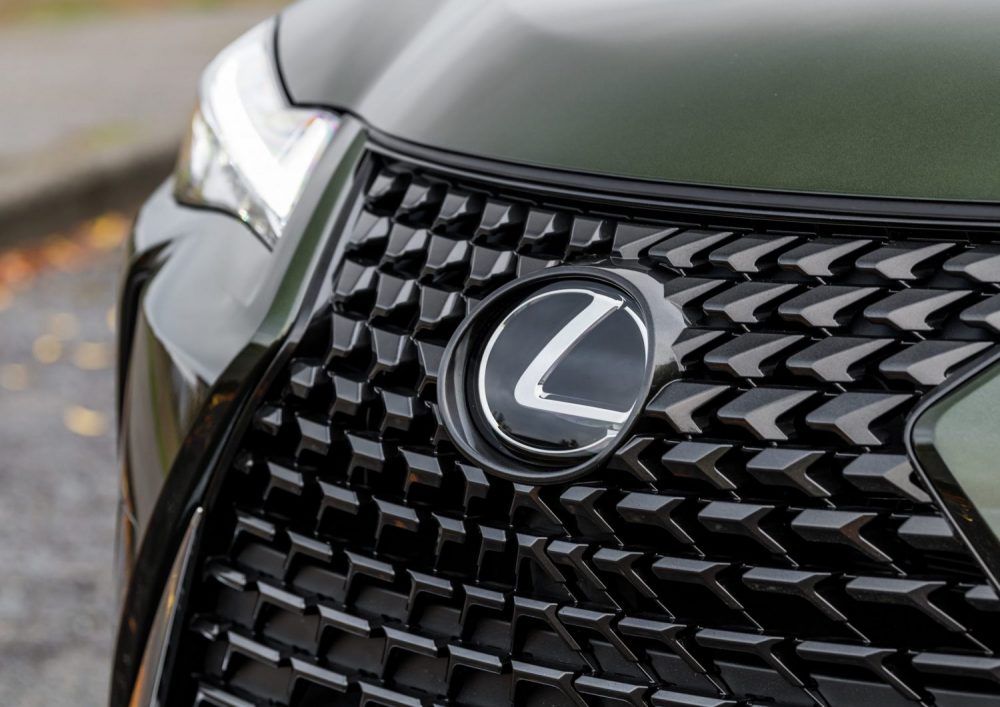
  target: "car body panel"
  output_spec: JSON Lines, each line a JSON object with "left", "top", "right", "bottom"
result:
{"left": 280, "top": 0, "right": 1000, "bottom": 201}
{"left": 111, "top": 120, "right": 370, "bottom": 705}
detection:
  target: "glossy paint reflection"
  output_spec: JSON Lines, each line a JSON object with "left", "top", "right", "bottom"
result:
{"left": 280, "top": 0, "right": 1000, "bottom": 200}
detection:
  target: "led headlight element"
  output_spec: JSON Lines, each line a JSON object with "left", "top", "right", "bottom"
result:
{"left": 175, "top": 20, "right": 340, "bottom": 245}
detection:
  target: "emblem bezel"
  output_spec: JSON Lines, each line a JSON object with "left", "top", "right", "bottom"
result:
{"left": 438, "top": 264, "right": 685, "bottom": 484}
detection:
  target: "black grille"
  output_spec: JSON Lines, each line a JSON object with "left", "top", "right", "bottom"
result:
{"left": 174, "top": 151, "right": 1000, "bottom": 706}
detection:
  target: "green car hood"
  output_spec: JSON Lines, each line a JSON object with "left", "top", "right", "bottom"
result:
{"left": 279, "top": 0, "right": 1000, "bottom": 201}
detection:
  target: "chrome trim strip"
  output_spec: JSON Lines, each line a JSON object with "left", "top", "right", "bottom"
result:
{"left": 127, "top": 508, "right": 204, "bottom": 707}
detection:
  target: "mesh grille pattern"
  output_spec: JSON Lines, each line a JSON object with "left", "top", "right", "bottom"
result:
{"left": 176, "top": 153, "right": 1000, "bottom": 706}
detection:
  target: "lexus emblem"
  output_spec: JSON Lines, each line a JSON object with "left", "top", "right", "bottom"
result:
{"left": 478, "top": 283, "right": 648, "bottom": 458}
{"left": 438, "top": 265, "right": 686, "bottom": 483}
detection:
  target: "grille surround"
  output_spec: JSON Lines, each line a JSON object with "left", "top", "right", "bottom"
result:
{"left": 169, "top": 149, "right": 1000, "bottom": 706}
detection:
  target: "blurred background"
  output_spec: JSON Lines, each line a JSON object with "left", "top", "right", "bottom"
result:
{"left": 0, "top": 1, "right": 283, "bottom": 704}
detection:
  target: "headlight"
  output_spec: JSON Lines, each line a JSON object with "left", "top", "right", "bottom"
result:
{"left": 175, "top": 20, "right": 340, "bottom": 245}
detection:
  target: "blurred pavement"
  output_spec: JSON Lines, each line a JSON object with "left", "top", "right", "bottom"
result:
{"left": 0, "top": 3, "right": 283, "bottom": 704}
{"left": 0, "top": 225, "right": 123, "bottom": 705}
{"left": 0, "top": 3, "right": 281, "bottom": 244}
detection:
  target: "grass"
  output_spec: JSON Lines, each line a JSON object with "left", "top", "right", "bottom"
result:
{"left": 0, "top": 0, "right": 283, "bottom": 24}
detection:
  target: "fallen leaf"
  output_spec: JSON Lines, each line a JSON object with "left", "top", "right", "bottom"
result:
{"left": 33, "top": 334, "right": 63, "bottom": 363}
{"left": 63, "top": 405, "right": 108, "bottom": 438}
{"left": 73, "top": 341, "right": 114, "bottom": 371}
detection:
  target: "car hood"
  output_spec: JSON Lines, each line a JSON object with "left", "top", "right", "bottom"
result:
{"left": 279, "top": 0, "right": 1000, "bottom": 201}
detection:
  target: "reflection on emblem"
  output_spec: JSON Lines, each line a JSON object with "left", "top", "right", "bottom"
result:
{"left": 478, "top": 287, "right": 648, "bottom": 457}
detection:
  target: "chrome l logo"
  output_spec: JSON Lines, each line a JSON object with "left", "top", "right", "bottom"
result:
{"left": 475, "top": 282, "right": 649, "bottom": 458}
{"left": 491, "top": 289, "right": 647, "bottom": 425}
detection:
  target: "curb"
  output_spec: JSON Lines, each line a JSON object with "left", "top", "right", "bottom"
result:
{"left": 0, "top": 135, "right": 179, "bottom": 249}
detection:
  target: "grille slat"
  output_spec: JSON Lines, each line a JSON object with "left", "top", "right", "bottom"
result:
{"left": 175, "top": 153, "right": 1000, "bottom": 706}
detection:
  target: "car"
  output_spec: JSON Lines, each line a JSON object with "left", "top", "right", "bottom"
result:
{"left": 111, "top": 1, "right": 1000, "bottom": 705}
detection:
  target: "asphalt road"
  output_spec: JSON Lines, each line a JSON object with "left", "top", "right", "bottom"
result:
{"left": 0, "top": 228, "right": 123, "bottom": 705}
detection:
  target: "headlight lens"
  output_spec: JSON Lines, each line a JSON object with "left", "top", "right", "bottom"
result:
{"left": 175, "top": 20, "right": 340, "bottom": 245}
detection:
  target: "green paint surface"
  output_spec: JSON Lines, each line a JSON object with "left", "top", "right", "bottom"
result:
{"left": 281, "top": 0, "right": 1000, "bottom": 200}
